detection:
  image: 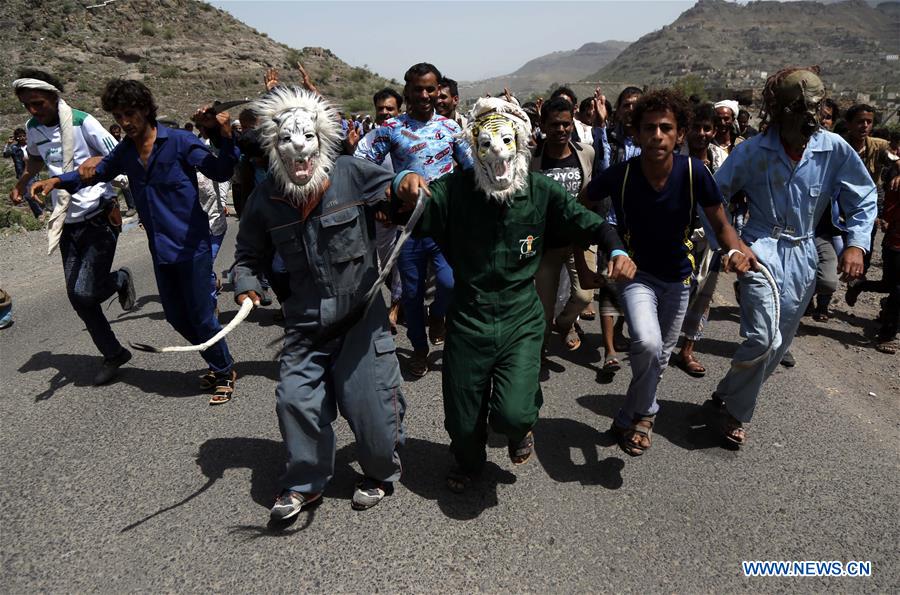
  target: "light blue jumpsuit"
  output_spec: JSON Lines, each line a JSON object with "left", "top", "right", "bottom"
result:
{"left": 713, "top": 129, "right": 876, "bottom": 422}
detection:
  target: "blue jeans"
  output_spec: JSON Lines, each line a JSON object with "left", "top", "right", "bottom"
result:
{"left": 153, "top": 249, "right": 233, "bottom": 374}
{"left": 60, "top": 215, "right": 125, "bottom": 360}
{"left": 398, "top": 237, "right": 454, "bottom": 351}
{"left": 617, "top": 272, "right": 690, "bottom": 427}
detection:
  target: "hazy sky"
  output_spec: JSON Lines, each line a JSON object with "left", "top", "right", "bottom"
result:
{"left": 209, "top": 1, "right": 698, "bottom": 81}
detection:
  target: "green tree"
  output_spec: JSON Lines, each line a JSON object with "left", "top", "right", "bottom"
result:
{"left": 674, "top": 75, "right": 707, "bottom": 101}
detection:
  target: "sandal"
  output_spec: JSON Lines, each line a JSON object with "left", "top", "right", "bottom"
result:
{"left": 875, "top": 338, "right": 899, "bottom": 354}
{"left": 580, "top": 308, "right": 596, "bottom": 321}
{"left": 554, "top": 321, "right": 582, "bottom": 351}
{"left": 209, "top": 370, "right": 237, "bottom": 405}
{"left": 602, "top": 356, "right": 621, "bottom": 372}
{"left": 676, "top": 352, "right": 706, "bottom": 378}
{"left": 720, "top": 409, "right": 746, "bottom": 446}
{"left": 508, "top": 430, "right": 535, "bottom": 465}
{"left": 611, "top": 415, "right": 654, "bottom": 457}
{"left": 812, "top": 311, "right": 830, "bottom": 322}
{"left": 446, "top": 467, "right": 475, "bottom": 493}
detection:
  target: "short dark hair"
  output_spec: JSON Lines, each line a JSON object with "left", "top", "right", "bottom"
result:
{"left": 16, "top": 68, "right": 65, "bottom": 94}
{"left": 616, "top": 86, "right": 643, "bottom": 109}
{"left": 692, "top": 102, "right": 716, "bottom": 124}
{"left": 550, "top": 86, "right": 577, "bottom": 105}
{"left": 845, "top": 103, "right": 875, "bottom": 123}
{"left": 439, "top": 77, "right": 459, "bottom": 97}
{"left": 737, "top": 108, "right": 750, "bottom": 120}
{"left": 109, "top": 123, "right": 121, "bottom": 131}
{"left": 373, "top": 87, "right": 403, "bottom": 109}
{"left": 404, "top": 63, "right": 441, "bottom": 85}
{"left": 822, "top": 97, "right": 840, "bottom": 121}
{"left": 632, "top": 88, "right": 691, "bottom": 131}
{"left": 578, "top": 97, "right": 594, "bottom": 114}
{"left": 13, "top": 127, "right": 26, "bottom": 136}
{"left": 101, "top": 79, "right": 158, "bottom": 122}
{"left": 541, "top": 97, "right": 575, "bottom": 122}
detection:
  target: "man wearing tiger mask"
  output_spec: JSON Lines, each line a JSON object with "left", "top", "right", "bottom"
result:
{"left": 391, "top": 97, "right": 636, "bottom": 492}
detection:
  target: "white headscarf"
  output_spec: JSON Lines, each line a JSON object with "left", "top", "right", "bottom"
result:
{"left": 714, "top": 100, "right": 740, "bottom": 119}
{"left": 14, "top": 78, "right": 73, "bottom": 255}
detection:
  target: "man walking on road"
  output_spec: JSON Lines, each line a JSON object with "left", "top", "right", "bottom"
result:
{"left": 11, "top": 70, "right": 136, "bottom": 385}
{"left": 33, "top": 79, "right": 240, "bottom": 403}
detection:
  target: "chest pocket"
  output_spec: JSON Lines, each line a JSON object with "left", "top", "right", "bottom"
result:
{"left": 270, "top": 224, "right": 307, "bottom": 273}
{"left": 317, "top": 206, "right": 370, "bottom": 294}
{"left": 806, "top": 184, "right": 822, "bottom": 219}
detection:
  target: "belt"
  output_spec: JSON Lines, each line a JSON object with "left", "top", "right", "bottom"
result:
{"left": 746, "top": 223, "right": 813, "bottom": 246}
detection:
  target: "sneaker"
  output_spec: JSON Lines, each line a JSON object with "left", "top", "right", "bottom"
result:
{"left": 407, "top": 349, "right": 428, "bottom": 378}
{"left": 118, "top": 267, "right": 136, "bottom": 311}
{"left": 428, "top": 314, "right": 446, "bottom": 345}
{"left": 270, "top": 490, "right": 322, "bottom": 521}
{"left": 780, "top": 350, "right": 796, "bottom": 368}
{"left": 93, "top": 348, "right": 132, "bottom": 385}
{"left": 351, "top": 478, "right": 393, "bottom": 511}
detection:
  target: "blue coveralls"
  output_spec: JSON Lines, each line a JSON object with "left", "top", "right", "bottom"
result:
{"left": 233, "top": 157, "right": 405, "bottom": 493}
{"left": 713, "top": 129, "right": 876, "bottom": 422}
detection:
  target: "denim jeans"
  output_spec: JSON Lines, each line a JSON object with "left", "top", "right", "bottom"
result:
{"left": 60, "top": 215, "right": 125, "bottom": 360}
{"left": 153, "top": 249, "right": 233, "bottom": 374}
{"left": 398, "top": 237, "right": 454, "bottom": 351}
{"left": 210, "top": 231, "right": 226, "bottom": 304}
{"left": 617, "top": 272, "right": 690, "bottom": 427}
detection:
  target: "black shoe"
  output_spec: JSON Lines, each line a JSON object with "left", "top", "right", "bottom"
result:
{"left": 118, "top": 267, "right": 136, "bottom": 311}
{"left": 93, "top": 348, "right": 132, "bottom": 385}
{"left": 780, "top": 350, "right": 796, "bottom": 368}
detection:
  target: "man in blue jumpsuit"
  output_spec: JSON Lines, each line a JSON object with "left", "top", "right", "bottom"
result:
{"left": 231, "top": 87, "right": 406, "bottom": 519}
{"left": 711, "top": 68, "right": 876, "bottom": 445}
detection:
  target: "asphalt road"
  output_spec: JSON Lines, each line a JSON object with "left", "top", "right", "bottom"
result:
{"left": 1, "top": 221, "right": 897, "bottom": 593}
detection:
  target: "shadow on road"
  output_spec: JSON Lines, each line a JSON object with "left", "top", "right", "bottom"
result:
{"left": 576, "top": 394, "right": 732, "bottom": 454}
{"left": 533, "top": 418, "right": 624, "bottom": 489}
{"left": 19, "top": 351, "right": 215, "bottom": 401}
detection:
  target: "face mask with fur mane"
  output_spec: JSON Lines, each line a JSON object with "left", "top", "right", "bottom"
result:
{"left": 253, "top": 87, "right": 341, "bottom": 207}
{"left": 462, "top": 97, "right": 532, "bottom": 204}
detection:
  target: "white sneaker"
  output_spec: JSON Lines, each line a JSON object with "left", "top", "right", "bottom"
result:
{"left": 351, "top": 478, "right": 392, "bottom": 510}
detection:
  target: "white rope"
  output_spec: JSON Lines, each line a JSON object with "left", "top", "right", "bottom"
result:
{"left": 731, "top": 262, "right": 781, "bottom": 370}
{"left": 131, "top": 297, "right": 254, "bottom": 353}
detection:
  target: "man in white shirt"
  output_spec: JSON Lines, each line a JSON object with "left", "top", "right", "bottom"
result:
{"left": 10, "top": 69, "right": 135, "bottom": 385}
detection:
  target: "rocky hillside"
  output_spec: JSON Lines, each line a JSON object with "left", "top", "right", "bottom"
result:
{"left": 0, "top": 0, "right": 394, "bottom": 129}
{"left": 461, "top": 41, "right": 629, "bottom": 101}
{"left": 591, "top": 0, "right": 900, "bottom": 95}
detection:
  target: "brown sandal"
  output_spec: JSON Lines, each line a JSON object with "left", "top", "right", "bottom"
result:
{"left": 611, "top": 415, "right": 654, "bottom": 456}
{"left": 720, "top": 410, "right": 746, "bottom": 445}
{"left": 508, "top": 431, "right": 535, "bottom": 465}
{"left": 209, "top": 370, "right": 237, "bottom": 405}
{"left": 676, "top": 352, "right": 706, "bottom": 378}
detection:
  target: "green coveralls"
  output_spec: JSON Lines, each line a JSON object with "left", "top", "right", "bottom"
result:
{"left": 411, "top": 170, "right": 616, "bottom": 473}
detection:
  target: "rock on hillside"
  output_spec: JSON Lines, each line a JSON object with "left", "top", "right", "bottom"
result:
{"left": 461, "top": 41, "right": 629, "bottom": 100}
{"left": 591, "top": 0, "right": 900, "bottom": 95}
{"left": 0, "top": 0, "right": 393, "bottom": 128}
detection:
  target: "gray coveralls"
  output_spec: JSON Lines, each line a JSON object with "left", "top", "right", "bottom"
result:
{"left": 233, "top": 156, "right": 406, "bottom": 493}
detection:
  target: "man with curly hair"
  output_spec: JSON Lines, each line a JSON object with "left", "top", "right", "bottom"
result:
{"left": 393, "top": 97, "right": 637, "bottom": 492}
{"left": 32, "top": 79, "right": 241, "bottom": 403}
{"left": 581, "top": 90, "right": 753, "bottom": 457}
{"left": 709, "top": 68, "right": 876, "bottom": 446}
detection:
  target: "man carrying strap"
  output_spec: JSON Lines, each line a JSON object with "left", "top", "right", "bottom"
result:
{"left": 11, "top": 69, "right": 135, "bottom": 385}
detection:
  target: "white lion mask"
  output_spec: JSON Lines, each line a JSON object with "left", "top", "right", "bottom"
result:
{"left": 253, "top": 87, "right": 341, "bottom": 207}
{"left": 463, "top": 98, "right": 532, "bottom": 204}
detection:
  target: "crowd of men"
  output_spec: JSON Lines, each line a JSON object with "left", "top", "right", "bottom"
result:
{"left": 3, "top": 59, "right": 896, "bottom": 522}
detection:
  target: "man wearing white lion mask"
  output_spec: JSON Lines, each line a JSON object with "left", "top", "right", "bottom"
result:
{"left": 390, "top": 97, "right": 637, "bottom": 493}
{"left": 232, "top": 87, "right": 409, "bottom": 520}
